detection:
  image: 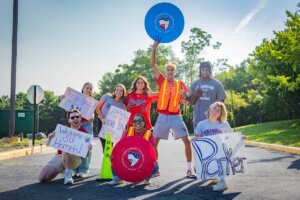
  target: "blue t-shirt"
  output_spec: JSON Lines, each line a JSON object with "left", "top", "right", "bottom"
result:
{"left": 195, "top": 119, "right": 232, "bottom": 137}
{"left": 100, "top": 94, "right": 126, "bottom": 117}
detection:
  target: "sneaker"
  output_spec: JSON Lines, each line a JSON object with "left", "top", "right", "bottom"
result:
{"left": 108, "top": 180, "right": 123, "bottom": 186}
{"left": 152, "top": 170, "right": 160, "bottom": 178}
{"left": 64, "top": 171, "right": 74, "bottom": 185}
{"left": 78, "top": 172, "right": 88, "bottom": 178}
{"left": 213, "top": 180, "right": 228, "bottom": 191}
{"left": 143, "top": 179, "right": 151, "bottom": 185}
{"left": 186, "top": 169, "right": 197, "bottom": 178}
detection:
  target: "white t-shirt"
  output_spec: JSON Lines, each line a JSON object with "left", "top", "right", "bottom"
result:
{"left": 195, "top": 119, "right": 232, "bottom": 137}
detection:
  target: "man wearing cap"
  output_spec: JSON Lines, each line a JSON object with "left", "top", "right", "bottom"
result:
{"left": 188, "top": 61, "right": 226, "bottom": 132}
{"left": 150, "top": 41, "right": 196, "bottom": 178}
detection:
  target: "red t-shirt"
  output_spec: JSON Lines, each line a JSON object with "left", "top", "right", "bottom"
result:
{"left": 155, "top": 74, "right": 188, "bottom": 115}
{"left": 124, "top": 92, "right": 158, "bottom": 129}
{"left": 56, "top": 125, "right": 88, "bottom": 155}
{"left": 121, "top": 129, "right": 155, "bottom": 147}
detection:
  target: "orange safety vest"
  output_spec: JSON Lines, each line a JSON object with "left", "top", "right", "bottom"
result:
{"left": 157, "top": 78, "right": 181, "bottom": 113}
{"left": 127, "top": 127, "right": 152, "bottom": 141}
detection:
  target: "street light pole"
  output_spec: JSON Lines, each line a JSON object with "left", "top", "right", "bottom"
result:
{"left": 9, "top": 0, "right": 19, "bottom": 137}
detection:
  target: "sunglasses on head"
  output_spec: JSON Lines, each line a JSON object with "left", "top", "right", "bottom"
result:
{"left": 70, "top": 115, "right": 80, "bottom": 120}
{"left": 132, "top": 119, "right": 144, "bottom": 124}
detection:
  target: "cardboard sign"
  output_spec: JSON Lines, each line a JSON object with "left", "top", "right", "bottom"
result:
{"left": 59, "top": 87, "right": 98, "bottom": 120}
{"left": 99, "top": 105, "right": 130, "bottom": 143}
{"left": 192, "top": 132, "right": 246, "bottom": 180}
{"left": 49, "top": 124, "right": 93, "bottom": 158}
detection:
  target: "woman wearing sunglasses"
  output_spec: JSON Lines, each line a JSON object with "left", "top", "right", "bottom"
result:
{"left": 108, "top": 114, "right": 159, "bottom": 186}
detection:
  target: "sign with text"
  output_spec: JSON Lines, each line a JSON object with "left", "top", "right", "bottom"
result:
{"left": 49, "top": 124, "right": 93, "bottom": 158}
{"left": 59, "top": 87, "right": 98, "bottom": 120}
{"left": 192, "top": 132, "right": 246, "bottom": 180}
{"left": 99, "top": 105, "right": 130, "bottom": 143}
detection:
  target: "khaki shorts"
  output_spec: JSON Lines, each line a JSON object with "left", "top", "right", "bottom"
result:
{"left": 153, "top": 114, "right": 189, "bottom": 140}
{"left": 47, "top": 154, "right": 81, "bottom": 172}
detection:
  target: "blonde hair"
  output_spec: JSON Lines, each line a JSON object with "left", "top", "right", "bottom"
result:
{"left": 206, "top": 102, "right": 228, "bottom": 123}
{"left": 165, "top": 62, "right": 176, "bottom": 71}
{"left": 130, "top": 76, "right": 151, "bottom": 94}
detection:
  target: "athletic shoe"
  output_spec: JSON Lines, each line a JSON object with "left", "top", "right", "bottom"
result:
{"left": 213, "top": 180, "right": 228, "bottom": 191}
{"left": 186, "top": 169, "right": 197, "bottom": 178}
{"left": 143, "top": 179, "right": 151, "bottom": 185}
{"left": 108, "top": 180, "right": 123, "bottom": 186}
{"left": 78, "top": 172, "right": 88, "bottom": 178}
{"left": 64, "top": 171, "right": 74, "bottom": 185}
{"left": 152, "top": 170, "right": 160, "bottom": 178}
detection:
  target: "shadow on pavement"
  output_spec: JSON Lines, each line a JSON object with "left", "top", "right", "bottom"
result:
{"left": 288, "top": 159, "right": 300, "bottom": 170}
{"left": 0, "top": 177, "right": 241, "bottom": 200}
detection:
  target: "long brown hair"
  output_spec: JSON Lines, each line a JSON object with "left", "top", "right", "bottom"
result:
{"left": 111, "top": 83, "right": 127, "bottom": 101}
{"left": 130, "top": 76, "right": 151, "bottom": 95}
{"left": 81, "top": 82, "right": 93, "bottom": 97}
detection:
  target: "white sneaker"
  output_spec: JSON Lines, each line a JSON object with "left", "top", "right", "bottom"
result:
{"left": 108, "top": 180, "right": 123, "bottom": 186}
{"left": 64, "top": 171, "right": 74, "bottom": 185}
{"left": 78, "top": 172, "right": 87, "bottom": 178}
{"left": 144, "top": 179, "right": 151, "bottom": 185}
{"left": 213, "top": 180, "right": 228, "bottom": 191}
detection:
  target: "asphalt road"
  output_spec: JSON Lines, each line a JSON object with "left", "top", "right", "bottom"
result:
{"left": 0, "top": 138, "right": 299, "bottom": 200}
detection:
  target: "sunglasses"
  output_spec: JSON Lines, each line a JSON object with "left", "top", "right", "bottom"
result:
{"left": 70, "top": 115, "right": 80, "bottom": 120}
{"left": 132, "top": 119, "right": 144, "bottom": 124}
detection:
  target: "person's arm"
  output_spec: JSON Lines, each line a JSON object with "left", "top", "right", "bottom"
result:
{"left": 45, "top": 132, "right": 55, "bottom": 146}
{"left": 188, "top": 86, "right": 202, "bottom": 105}
{"left": 148, "top": 91, "right": 159, "bottom": 97}
{"left": 180, "top": 82, "right": 188, "bottom": 104}
{"left": 151, "top": 41, "right": 161, "bottom": 79}
{"left": 96, "top": 98, "right": 106, "bottom": 124}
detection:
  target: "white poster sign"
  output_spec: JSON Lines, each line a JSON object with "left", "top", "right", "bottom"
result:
{"left": 49, "top": 124, "right": 93, "bottom": 158}
{"left": 99, "top": 105, "right": 130, "bottom": 143}
{"left": 59, "top": 87, "right": 98, "bottom": 120}
{"left": 192, "top": 132, "right": 246, "bottom": 180}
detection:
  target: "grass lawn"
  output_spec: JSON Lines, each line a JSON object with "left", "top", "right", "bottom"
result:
{"left": 0, "top": 138, "right": 46, "bottom": 153}
{"left": 236, "top": 119, "right": 300, "bottom": 148}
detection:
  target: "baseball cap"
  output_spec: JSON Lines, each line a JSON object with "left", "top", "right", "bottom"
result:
{"left": 199, "top": 61, "right": 212, "bottom": 69}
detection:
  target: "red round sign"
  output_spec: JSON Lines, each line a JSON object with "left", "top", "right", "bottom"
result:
{"left": 111, "top": 136, "right": 156, "bottom": 182}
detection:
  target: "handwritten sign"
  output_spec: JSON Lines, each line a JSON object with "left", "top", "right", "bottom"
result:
{"left": 49, "top": 124, "right": 93, "bottom": 158}
{"left": 99, "top": 105, "right": 130, "bottom": 143}
{"left": 192, "top": 132, "right": 246, "bottom": 180}
{"left": 59, "top": 87, "right": 98, "bottom": 120}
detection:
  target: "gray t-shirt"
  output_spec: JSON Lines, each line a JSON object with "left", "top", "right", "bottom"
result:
{"left": 101, "top": 94, "right": 126, "bottom": 117}
{"left": 195, "top": 119, "right": 232, "bottom": 137}
{"left": 189, "top": 78, "right": 226, "bottom": 127}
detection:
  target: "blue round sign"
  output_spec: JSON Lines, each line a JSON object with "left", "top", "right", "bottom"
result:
{"left": 145, "top": 3, "right": 184, "bottom": 43}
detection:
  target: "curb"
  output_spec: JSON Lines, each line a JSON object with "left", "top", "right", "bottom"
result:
{"left": 0, "top": 145, "right": 55, "bottom": 161}
{"left": 245, "top": 141, "right": 300, "bottom": 155}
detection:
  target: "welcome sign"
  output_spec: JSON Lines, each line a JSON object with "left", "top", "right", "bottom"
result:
{"left": 59, "top": 87, "right": 98, "bottom": 120}
{"left": 49, "top": 124, "right": 93, "bottom": 158}
{"left": 99, "top": 105, "right": 130, "bottom": 143}
{"left": 192, "top": 132, "right": 246, "bottom": 180}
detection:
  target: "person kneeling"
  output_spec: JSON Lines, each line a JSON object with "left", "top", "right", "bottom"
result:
{"left": 38, "top": 109, "right": 92, "bottom": 185}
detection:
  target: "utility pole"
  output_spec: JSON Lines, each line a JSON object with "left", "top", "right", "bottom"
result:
{"left": 9, "top": 0, "right": 18, "bottom": 137}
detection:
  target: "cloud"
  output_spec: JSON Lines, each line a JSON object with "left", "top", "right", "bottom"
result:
{"left": 234, "top": 0, "right": 268, "bottom": 34}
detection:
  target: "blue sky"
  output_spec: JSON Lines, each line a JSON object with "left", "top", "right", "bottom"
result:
{"left": 0, "top": 0, "right": 298, "bottom": 96}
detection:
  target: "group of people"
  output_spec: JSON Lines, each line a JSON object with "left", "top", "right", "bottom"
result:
{"left": 39, "top": 41, "right": 231, "bottom": 191}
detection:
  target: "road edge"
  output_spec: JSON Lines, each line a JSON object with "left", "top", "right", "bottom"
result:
{"left": 245, "top": 141, "right": 300, "bottom": 155}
